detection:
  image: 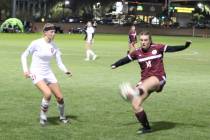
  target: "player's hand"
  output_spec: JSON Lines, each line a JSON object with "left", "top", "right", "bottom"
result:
{"left": 111, "top": 65, "right": 116, "bottom": 69}
{"left": 185, "top": 40, "right": 192, "bottom": 47}
{"left": 24, "top": 72, "right": 31, "bottom": 78}
{"left": 65, "top": 71, "right": 72, "bottom": 77}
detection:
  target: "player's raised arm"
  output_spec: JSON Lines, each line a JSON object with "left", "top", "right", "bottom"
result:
{"left": 111, "top": 56, "right": 132, "bottom": 69}
{"left": 165, "top": 40, "right": 192, "bottom": 52}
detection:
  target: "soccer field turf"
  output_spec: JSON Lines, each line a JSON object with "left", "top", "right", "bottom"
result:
{"left": 0, "top": 33, "right": 210, "bottom": 140}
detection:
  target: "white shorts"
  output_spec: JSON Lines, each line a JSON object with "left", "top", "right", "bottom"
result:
{"left": 86, "top": 37, "right": 94, "bottom": 44}
{"left": 30, "top": 72, "right": 57, "bottom": 85}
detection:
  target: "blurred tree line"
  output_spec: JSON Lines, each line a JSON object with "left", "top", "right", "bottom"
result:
{"left": 0, "top": 0, "right": 11, "bottom": 20}
{"left": 0, "top": 0, "right": 118, "bottom": 22}
{"left": 50, "top": 0, "right": 117, "bottom": 22}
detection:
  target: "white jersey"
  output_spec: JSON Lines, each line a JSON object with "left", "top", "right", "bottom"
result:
{"left": 21, "top": 38, "right": 68, "bottom": 75}
{"left": 86, "top": 26, "right": 95, "bottom": 43}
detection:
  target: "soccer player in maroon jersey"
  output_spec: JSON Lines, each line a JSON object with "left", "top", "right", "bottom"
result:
{"left": 111, "top": 31, "right": 191, "bottom": 134}
{"left": 127, "top": 25, "right": 137, "bottom": 54}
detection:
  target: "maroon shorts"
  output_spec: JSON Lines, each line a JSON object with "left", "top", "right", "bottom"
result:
{"left": 138, "top": 75, "right": 166, "bottom": 93}
{"left": 155, "top": 75, "right": 166, "bottom": 92}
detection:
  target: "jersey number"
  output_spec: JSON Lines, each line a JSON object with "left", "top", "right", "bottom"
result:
{"left": 146, "top": 61, "right": 152, "bottom": 68}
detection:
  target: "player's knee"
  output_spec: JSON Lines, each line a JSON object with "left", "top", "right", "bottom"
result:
{"left": 132, "top": 104, "right": 143, "bottom": 112}
{"left": 42, "top": 89, "right": 52, "bottom": 98}
{"left": 138, "top": 88, "right": 149, "bottom": 100}
{"left": 57, "top": 97, "right": 64, "bottom": 104}
{"left": 132, "top": 104, "right": 139, "bottom": 111}
{"left": 44, "top": 94, "right": 51, "bottom": 100}
{"left": 138, "top": 88, "right": 145, "bottom": 96}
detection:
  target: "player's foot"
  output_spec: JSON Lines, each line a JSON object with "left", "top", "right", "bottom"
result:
{"left": 84, "top": 58, "right": 90, "bottom": 61}
{"left": 136, "top": 127, "right": 152, "bottom": 134}
{"left": 40, "top": 119, "right": 47, "bottom": 126}
{"left": 40, "top": 112, "right": 47, "bottom": 126}
{"left": 60, "top": 117, "right": 69, "bottom": 124}
{"left": 92, "top": 55, "right": 97, "bottom": 60}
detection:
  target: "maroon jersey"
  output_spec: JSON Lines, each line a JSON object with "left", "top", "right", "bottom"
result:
{"left": 128, "top": 44, "right": 167, "bottom": 81}
{"left": 128, "top": 31, "right": 137, "bottom": 44}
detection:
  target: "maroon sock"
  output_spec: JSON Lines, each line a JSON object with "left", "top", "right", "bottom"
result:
{"left": 135, "top": 110, "right": 150, "bottom": 129}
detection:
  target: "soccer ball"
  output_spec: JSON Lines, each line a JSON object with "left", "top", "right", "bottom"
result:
{"left": 119, "top": 82, "right": 139, "bottom": 101}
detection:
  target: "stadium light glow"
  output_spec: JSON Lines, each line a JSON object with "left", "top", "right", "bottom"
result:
{"left": 65, "top": 0, "right": 70, "bottom": 6}
{"left": 137, "top": 5, "right": 143, "bottom": 11}
{"left": 174, "top": 7, "right": 195, "bottom": 13}
{"left": 197, "top": 3, "right": 204, "bottom": 9}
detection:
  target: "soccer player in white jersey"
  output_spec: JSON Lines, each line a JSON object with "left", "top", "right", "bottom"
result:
{"left": 21, "top": 23, "right": 72, "bottom": 126}
{"left": 84, "top": 21, "right": 97, "bottom": 61}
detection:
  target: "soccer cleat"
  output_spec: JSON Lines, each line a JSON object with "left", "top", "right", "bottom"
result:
{"left": 60, "top": 117, "right": 69, "bottom": 124}
{"left": 40, "top": 111, "right": 47, "bottom": 126}
{"left": 119, "top": 83, "right": 128, "bottom": 100}
{"left": 119, "top": 82, "right": 139, "bottom": 101}
{"left": 136, "top": 127, "right": 152, "bottom": 134}
{"left": 40, "top": 119, "right": 47, "bottom": 126}
{"left": 84, "top": 58, "right": 90, "bottom": 61}
{"left": 92, "top": 55, "right": 97, "bottom": 60}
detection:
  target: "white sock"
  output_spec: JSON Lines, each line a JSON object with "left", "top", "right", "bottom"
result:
{"left": 89, "top": 50, "right": 96, "bottom": 57}
{"left": 40, "top": 98, "right": 49, "bottom": 120}
{"left": 40, "top": 110, "right": 47, "bottom": 120}
{"left": 86, "top": 50, "right": 90, "bottom": 59}
{"left": 87, "top": 50, "right": 96, "bottom": 59}
{"left": 57, "top": 103, "right": 65, "bottom": 119}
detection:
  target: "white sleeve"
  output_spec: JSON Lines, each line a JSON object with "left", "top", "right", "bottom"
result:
{"left": 164, "top": 45, "right": 168, "bottom": 52}
{"left": 55, "top": 49, "right": 68, "bottom": 73}
{"left": 91, "top": 27, "right": 95, "bottom": 34}
{"left": 21, "top": 42, "right": 35, "bottom": 73}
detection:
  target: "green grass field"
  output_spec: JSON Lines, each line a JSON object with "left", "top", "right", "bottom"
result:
{"left": 0, "top": 33, "right": 210, "bottom": 140}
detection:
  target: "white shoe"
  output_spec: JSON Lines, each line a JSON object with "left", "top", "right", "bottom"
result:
{"left": 40, "top": 111, "right": 47, "bottom": 126}
{"left": 60, "top": 117, "right": 69, "bottom": 124}
{"left": 92, "top": 55, "right": 97, "bottom": 60}
{"left": 84, "top": 58, "right": 90, "bottom": 61}
{"left": 119, "top": 82, "right": 139, "bottom": 101}
{"left": 40, "top": 112, "right": 47, "bottom": 120}
{"left": 40, "top": 118, "right": 47, "bottom": 126}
